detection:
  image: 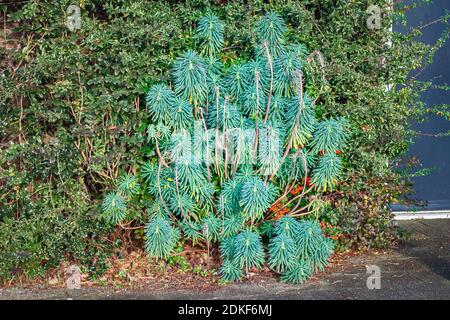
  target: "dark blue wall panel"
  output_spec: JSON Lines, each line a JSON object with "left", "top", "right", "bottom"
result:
{"left": 394, "top": 0, "right": 450, "bottom": 205}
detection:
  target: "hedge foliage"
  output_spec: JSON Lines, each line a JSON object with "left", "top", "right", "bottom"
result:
{"left": 0, "top": 0, "right": 447, "bottom": 280}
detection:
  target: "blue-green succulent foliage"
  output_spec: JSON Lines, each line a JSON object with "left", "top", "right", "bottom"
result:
{"left": 103, "top": 12, "right": 346, "bottom": 285}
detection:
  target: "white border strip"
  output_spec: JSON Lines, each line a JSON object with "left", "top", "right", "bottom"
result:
{"left": 394, "top": 210, "right": 450, "bottom": 220}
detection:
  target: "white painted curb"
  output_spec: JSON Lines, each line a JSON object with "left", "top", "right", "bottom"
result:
{"left": 394, "top": 210, "right": 450, "bottom": 220}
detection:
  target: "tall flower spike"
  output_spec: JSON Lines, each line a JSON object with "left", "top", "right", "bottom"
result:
{"left": 172, "top": 50, "right": 208, "bottom": 105}
{"left": 197, "top": 13, "right": 225, "bottom": 56}
{"left": 256, "top": 12, "right": 287, "bottom": 58}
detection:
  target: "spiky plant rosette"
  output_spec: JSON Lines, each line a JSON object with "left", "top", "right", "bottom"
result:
{"left": 221, "top": 259, "right": 243, "bottom": 282}
{"left": 268, "top": 233, "right": 297, "bottom": 272}
{"left": 103, "top": 12, "right": 346, "bottom": 285}
{"left": 231, "top": 230, "right": 265, "bottom": 272}
{"left": 145, "top": 217, "right": 180, "bottom": 259}
{"left": 294, "top": 220, "right": 334, "bottom": 270}
{"left": 280, "top": 259, "right": 313, "bottom": 285}
{"left": 267, "top": 217, "right": 333, "bottom": 283}
{"left": 197, "top": 13, "right": 225, "bottom": 56}
{"left": 102, "top": 192, "right": 127, "bottom": 224}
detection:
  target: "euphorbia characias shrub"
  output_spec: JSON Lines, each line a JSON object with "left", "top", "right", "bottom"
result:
{"left": 102, "top": 12, "right": 348, "bottom": 284}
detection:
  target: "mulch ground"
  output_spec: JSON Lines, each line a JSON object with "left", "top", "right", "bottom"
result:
{"left": 1, "top": 244, "right": 393, "bottom": 291}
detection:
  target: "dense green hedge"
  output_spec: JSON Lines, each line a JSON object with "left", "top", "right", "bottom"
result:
{"left": 0, "top": 0, "right": 446, "bottom": 280}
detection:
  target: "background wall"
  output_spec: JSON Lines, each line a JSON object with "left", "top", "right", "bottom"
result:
{"left": 395, "top": 0, "right": 450, "bottom": 208}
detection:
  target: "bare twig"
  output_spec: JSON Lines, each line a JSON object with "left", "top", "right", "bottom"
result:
{"left": 263, "top": 41, "right": 273, "bottom": 123}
